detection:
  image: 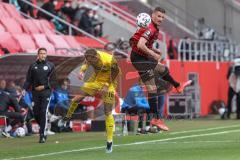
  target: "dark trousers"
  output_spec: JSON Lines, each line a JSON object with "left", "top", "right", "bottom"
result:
{"left": 32, "top": 90, "right": 51, "bottom": 135}
{"left": 0, "top": 111, "right": 24, "bottom": 126}
{"left": 227, "top": 87, "right": 240, "bottom": 118}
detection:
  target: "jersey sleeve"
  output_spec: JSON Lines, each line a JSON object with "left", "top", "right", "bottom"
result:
{"left": 141, "top": 28, "right": 154, "bottom": 41}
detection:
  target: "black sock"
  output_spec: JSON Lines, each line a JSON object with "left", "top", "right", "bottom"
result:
{"left": 146, "top": 114, "right": 151, "bottom": 126}
{"left": 148, "top": 93, "right": 158, "bottom": 115}
{"left": 162, "top": 72, "right": 180, "bottom": 88}
{"left": 138, "top": 113, "right": 144, "bottom": 128}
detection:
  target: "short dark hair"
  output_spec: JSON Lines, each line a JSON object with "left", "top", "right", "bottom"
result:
{"left": 153, "top": 7, "right": 166, "bottom": 14}
{"left": 85, "top": 49, "right": 97, "bottom": 56}
{"left": 38, "top": 48, "right": 47, "bottom": 54}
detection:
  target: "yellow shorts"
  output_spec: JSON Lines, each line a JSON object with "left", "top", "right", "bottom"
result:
{"left": 80, "top": 81, "right": 116, "bottom": 105}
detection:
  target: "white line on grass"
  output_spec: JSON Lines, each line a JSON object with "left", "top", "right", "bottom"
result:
{"left": 2, "top": 129, "right": 240, "bottom": 160}
{"left": 170, "top": 124, "right": 240, "bottom": 135}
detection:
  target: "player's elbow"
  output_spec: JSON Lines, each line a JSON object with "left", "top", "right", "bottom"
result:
{"left": 137, "top": 41, "right": 144, "bottom": 50}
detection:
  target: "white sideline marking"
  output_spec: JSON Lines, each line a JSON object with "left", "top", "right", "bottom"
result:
{"left": 2, "top": 129, "right": 240, "bottom": 160}
{"left": 170, "top": 124, "right": 240, "bottom": 135}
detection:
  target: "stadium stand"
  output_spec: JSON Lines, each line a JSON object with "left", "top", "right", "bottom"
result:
{"left": 18, "top": 19, "right": 41, "bottom": 34}
{"left": 0, "top": 18, "right": 24, "bottom": 34}
{"left": 0, "top": 3, "right": 10, "bottom": 18}
{"left": 14, "top": 34, "right": 37, "bottom": 52}
{"left": 0, "top": 23, "right": 5, "bottom": 32}
{"left": 32, "top": 34, "right": 55, "bottom": 54}
{"left": 0, "top": 32, "right": 21, "bottom": 53}
{"left": 2, "top": 2, "right": 22, "bottom": 19}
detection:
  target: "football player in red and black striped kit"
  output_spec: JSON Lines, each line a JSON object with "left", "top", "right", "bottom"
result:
{"left": 130, "top": 7, "right": 192, "bottom": 131}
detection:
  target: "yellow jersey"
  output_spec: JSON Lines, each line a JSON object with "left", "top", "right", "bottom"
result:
{"left": 80, "top": 50, "right": 119, "bottom": 84}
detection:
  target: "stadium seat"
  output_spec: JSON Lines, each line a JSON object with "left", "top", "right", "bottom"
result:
{"left": 38, "top": 20, "right": 55, "bottom": 34}
{"left": 2, "top": 2, "right": 22, "bottom": 19}
{"left": 32, "top": 34, "right": 55, "bottom": 54}
{"left": 0, "top": 3, "right": 10, "bottom": 18}
{"left": 63, "top": 35, "right": 86, "bottom": 50}
{"left": 0, "top": 32, "right": 21, "bottom": 53}
{"left": 31, "top": 19, "right": 55, "bottom": 34}
{"left": 47, "top": 34, "right": 70, "bottom": 49}
{"left": 0, "top": 23, "right": 5, "bottom": 33}
{"left": 75, "top": 36, "right": 104, "bottom": 48}
{"left": 18, "top": 19, "right": 41, "bottom": 34}
{"left": 14, "top": 34, "right": 37, "bottom": 52}
{"left": 0, "top": 18, "right": 23, "bottom": 34}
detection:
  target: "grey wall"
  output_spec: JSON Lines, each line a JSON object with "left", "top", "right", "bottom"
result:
{"left": 149, "top": 0, "right": 240, "bottom": 43}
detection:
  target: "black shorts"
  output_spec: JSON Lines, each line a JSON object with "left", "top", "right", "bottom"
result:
{"left": 130, "top": 51, "right": 158, "bottom": 82}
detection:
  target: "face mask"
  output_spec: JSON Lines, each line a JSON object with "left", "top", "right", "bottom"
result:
{"left": 53, "top": 1, "right": 58, "bottom": 6}
{"left": 66, "top": 3, "right": 70, "bottom": 7}
{"left": 89, "top": 13, "right": 93, "bottom": 18}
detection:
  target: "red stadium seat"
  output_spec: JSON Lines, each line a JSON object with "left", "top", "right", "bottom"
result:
{"left": 17, "top": 19, "right": 41, "bottom": 34}
{"left": 75, "top": 36, "right": 104, "bottom": 48}
{"left": 0, "top": 23, "right": 5, "bottom": 33}
{"left": 63, "top": 35, "right": 86, "bottom": 50}
{"left": 0, "top": 32, "right": 21, "bottom": 53}
{"left": 2, "top": 3, "right": 22, "bottom": 19}
{"left": 32, "top": 34, "right": 55, "bottom": 54}
{"left": 31, "top": 19, "right": 55, "bottom": 34}
{"left": 0, "top": 18, "right": 23, "bottom": 34}
{"left": 0, "top": 3, "right": 10, "bottom": 18}
{"left": 14, "top": 34, "right": 37, "bottom": 52}
{"left": 47, "top": 34, "right": 70, "bottom": 49}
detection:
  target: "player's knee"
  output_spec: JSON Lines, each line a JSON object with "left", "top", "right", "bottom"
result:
{"left": 140, "top": 70, "right": 154, "bottom": 83}
{"left": 155, "top": 63, "right": 167, "bottom": 74}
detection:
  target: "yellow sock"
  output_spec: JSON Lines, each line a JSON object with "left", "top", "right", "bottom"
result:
{"left": 66, "top": 101, "right": 78, "bottom": 118}
{"left": 105, "top": 114, "right": 114, "bottom": 142}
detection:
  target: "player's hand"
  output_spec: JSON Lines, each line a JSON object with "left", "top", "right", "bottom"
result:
{"left": 35, "top": 85, "right": 45, "bottom": 91}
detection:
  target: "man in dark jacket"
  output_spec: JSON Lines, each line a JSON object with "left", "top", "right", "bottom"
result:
{"left": 23, "top": 48, "right": 55, "bottom": 143}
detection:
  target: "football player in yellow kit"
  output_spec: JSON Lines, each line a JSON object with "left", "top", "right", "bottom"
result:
{"left": 64, "top": 48, "right": 120, "bottom": 153}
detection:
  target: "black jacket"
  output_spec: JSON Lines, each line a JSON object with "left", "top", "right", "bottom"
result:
{"left": 0, "top": 90, "right": 20, "bottom": 113}
{"left": 23, "top": 60, "right": 55, "bottom": 91}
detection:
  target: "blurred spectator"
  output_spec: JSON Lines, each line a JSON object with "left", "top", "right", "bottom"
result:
{"left": 17, "top": 0, "right": 34, "bottom": 17}
{"left": 0, "top": 79, "right": 6, "bottom": 91}
{"left": 15, "top": 77, "right": 25, "bottom": 88}
{"left": 167, "top": 39, "right": 178, "bottom": 59}
{"left": 50, "top": 78, "right": 70, "bottom": 115}
{"left": 61, "top": 0, "right": 76, "bottom": 22}
{"left": 121, "top": 79, "right": 150, "bottom": 134}
{"left": 73, "top": 4, "right": 89, "bottom": 27}
{"left": 37, "top": 0, "right": 57, "bottom": 21}
{"left": 5, "top": 80, "right": 17, "bottom": 96}
{"left": 91, "top": 8, "right": 103, "bottom": 37}
{"left": 0, "top": 86, "right": 25, "bottom": 137}
{"left": 7, "top": 0, "right": 21, "bottom": 10}
{"left": 78, "top": 9, "right": 94, "bottom": 35}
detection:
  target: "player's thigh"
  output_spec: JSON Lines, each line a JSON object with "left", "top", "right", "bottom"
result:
{"left": 103, "top": 86, "right": 115, "bottom": 111}
{"left": 154, "top": 62, "right": 166, "bottom": 73}
{"left": 80, "top": 82, "right": 102, "bottom": 95}
{"left": 144, "top": 78, "right": 157, "bottom": 93}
